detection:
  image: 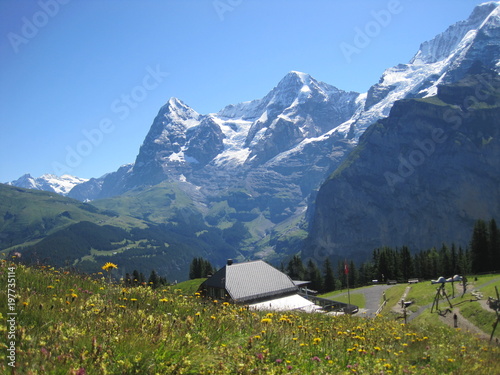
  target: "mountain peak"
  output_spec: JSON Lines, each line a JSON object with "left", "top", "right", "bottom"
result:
{"left": 411, "top": 1, "right": 500, "bottom": 65}
{"left": 276, "top": 71, "right": 314, "bottom": 89}
{"left": 286, "top": 70, "right": 311, "bottom": 82}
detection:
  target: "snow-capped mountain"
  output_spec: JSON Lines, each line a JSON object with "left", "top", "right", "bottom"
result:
{"left": 44, "top": 3, "right": 500, "bottom": 206}
{"left": 346, "top": 1, "right": 500, "bottom": 138}
{"left": 8, "top": 2, "right": 500, "bottom": 261}
{"left": 69, "top": 70, "right": 362, "bottom": 204}
{"left": 7, "top": 174, "right": 88, "bottom": 195}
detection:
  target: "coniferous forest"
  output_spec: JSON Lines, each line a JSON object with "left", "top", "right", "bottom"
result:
{"left": 280, "top": 219, "right": 499, "bottom": 294}
{"left": 187, "top": 219, "right": 499, "bottom": 295}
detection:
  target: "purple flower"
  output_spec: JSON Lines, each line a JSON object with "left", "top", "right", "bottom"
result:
{"left": 312, "top": 356, "right": 321, "bottom": 362}
{"left": 275, "top": 359, "right": 283, "bottom": 363}
{"left": 256, "top": 353, "right": 264, "bottom": 360}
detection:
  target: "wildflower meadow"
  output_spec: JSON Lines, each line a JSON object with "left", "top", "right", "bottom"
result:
{"left": 1, "top": 260, "right": 499, "bottom": 374}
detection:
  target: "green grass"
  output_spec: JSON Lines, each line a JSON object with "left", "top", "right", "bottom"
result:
{"left": 174, "top": 278, "right": 206, "bottom": 295}
{"left": 380, "top": 284, "right": 408, "bottom": 314}
{"left": 460, "top": 303, "right": 500, "bottom": 340}
{"left": 319, "top": 286, "right": 370, "bottom": 309}
{"left": 469, "top": 274, "right": 500, "bottom": 296}
{"left": 1, "top": 262, "right": 499, "bottom": 374}
{"left": 327, "top": 293, "right": 366, "bottom": 309}
{"left": 92, "top": 181, "right": 196, "bottom": 224}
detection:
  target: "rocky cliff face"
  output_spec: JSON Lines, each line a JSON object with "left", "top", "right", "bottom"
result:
{"left": 306, "top": 72, "right": 500, "bottom": 264}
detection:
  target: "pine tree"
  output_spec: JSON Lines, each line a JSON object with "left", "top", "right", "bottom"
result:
{"left": 189, "top": 258, "right": 201, "bottom": 279}
{"left": 189, "top": 257, "right": 215, "bottom": 279}
{"left": 148, "top": 270, "right": 160, "bottom": 289}
{"left": 201, "top": 259, "right": 215, "bottom": 277}
{"left": 400, "top": 246, "right": 414, "bottom": 280}
{"left": 132, "top": 270, "right": 140, "bottom": 286}
{"left": 450, "top": 244, "right": 458, "bottom": 275}
{"left": 439, "top": 244, "right": 452, "bottom": 276}
{"left": 337, "top": 260, "right": 347, "bottom": 288}
{"left": 323, "top": 258, "right": 336, "bottom": 292}
{"left": 348, "top": 260, "right": 358, "bottom": 287}
{"left": 488, "top": 219, "right": 500, "bottom": 271}
{"left": 287, "top": 255, "right": 305, "bottom": 280}
{"left": 470, "top": 219, "right": 489, "bottom": 273}
{"left": 306, "top": 259, "right": 323, "bottom": 292}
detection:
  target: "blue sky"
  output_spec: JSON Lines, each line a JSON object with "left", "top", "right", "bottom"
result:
{"left": 0, "top": 0, "right": 488, "bottom": 182}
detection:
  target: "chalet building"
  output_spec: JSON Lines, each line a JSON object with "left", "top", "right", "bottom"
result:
{"left": 198, "top": 259, "right": 322, "bottom": 312}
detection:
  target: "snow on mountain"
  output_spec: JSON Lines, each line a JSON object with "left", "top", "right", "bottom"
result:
{"left": 210, "top": 116, "right": 253, "bottom": 167}
{"left": 7, "top": 174, "right": 88, "bottom": 195}
{"left": 320, "top": 1, "right": 500, "bottom": 142}
{"left": 211, "top": 71, "right": 362, "bottom": 167}
{"left": 13, "top": 2, "right": 500, "bottom": 207}
{"left": 412, "top": 2, "right": 500, "bottom": 65}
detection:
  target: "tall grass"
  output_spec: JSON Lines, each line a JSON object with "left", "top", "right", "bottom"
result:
{"left": 1, "top": 261, "right": 499, "bottom": 374}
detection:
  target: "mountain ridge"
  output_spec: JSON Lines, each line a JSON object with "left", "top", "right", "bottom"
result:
{"left": 5, "top": 2, "right": 500, "bottom": 278}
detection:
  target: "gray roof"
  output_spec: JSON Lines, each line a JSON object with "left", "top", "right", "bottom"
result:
{"left": 201, "top": 260, "right": 298, "bottom": 303}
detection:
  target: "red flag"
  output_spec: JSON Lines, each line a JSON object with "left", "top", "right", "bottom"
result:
{"left": 344, "top": 260, "right": 349, "bottom": 275}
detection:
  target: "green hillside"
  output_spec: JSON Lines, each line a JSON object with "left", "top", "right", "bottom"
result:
{"left": 0, "top": 184, "right": 240, "bottom": 281}
{"left": 0, "top": 183, "right": 145, "bottom": 251}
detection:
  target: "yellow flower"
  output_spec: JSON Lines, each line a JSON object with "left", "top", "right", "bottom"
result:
{"left": 102, "top": 262, "right": 118, "bottom": 271}
{"left": 261, "top": 318, "right": 272, "bottom": 323}
{"left": 159, "top": 298, "right": 168, "bottom": 302}
{"left": 47, "top": 285, "right": 54, "bottom": 289}
{"left": 313, "top": 337, "right": 321, "bottom": 343}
